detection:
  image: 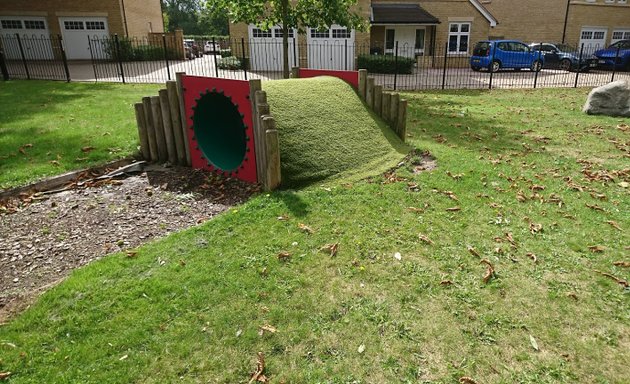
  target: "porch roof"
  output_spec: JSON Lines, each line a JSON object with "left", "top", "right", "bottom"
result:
{"left": 371, "top": 3, "right": 440, "bottom": 25}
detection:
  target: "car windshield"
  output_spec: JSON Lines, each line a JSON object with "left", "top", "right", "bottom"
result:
{"left": 555, "top": 44, "right": 574, "bottom": 52}
{"left": 609, "top": 40, "right": 630, "bottom": 49}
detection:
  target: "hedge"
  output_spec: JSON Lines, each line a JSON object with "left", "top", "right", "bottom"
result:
{"left": 357, "top": 54, "right": 415, "bottom": 74}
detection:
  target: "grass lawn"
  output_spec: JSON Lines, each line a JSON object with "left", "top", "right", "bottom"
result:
{"left": 0, "top": 87, "right": 628, "bottom": 383}
{"left": 0, "top": 81, "right": 160, "bottom": 190}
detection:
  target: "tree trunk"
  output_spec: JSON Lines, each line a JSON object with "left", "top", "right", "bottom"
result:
{"left": 281, "top": 0, "right": 290, "bottom": 79}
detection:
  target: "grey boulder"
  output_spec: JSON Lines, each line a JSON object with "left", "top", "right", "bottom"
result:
{"left": 583, "top": 80, "right": 630, "bottom": 117}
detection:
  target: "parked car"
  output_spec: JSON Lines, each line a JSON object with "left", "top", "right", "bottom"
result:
{"left": 594, "top": 40, "right": 630, "bottom": 71}
{"left": 203, "top": 41, "right": 220, "bottom": 54}
{"left": 470, "top": 40, "right": 544, "bottom": 72}
{"left": 528, "top": 43, "right": 598, "bottom": 72}
{"left": 183, "top": 39, "right": 203, "bottom": 58}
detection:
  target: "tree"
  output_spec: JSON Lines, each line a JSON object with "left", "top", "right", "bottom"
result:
{"left": 162, "top": 0, "right": 228, "bottom": 35}
{"left": 211, "top": 0, "right": 365, "bottom": 78}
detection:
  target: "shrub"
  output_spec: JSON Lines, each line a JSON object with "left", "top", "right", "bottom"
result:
{"left": 102, "top": 37, "right": 179, "bottom": 61}
{"left": 219, "top": 49, "right": 232, "bottom": 58}
{"left": 357, "top": 54, "right": 415, "bottom": 74}
{"left": 217, "top": 56, "right": 242, "bottom": 70}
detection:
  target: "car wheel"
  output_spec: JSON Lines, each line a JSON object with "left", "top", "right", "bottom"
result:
{"left": 530, "top": 60, "right": 542, "bottom": 72}
{"left": 559, "top": 59, "right": 572, "bottom": 71}
{"left": 471, "top": 66, "right": 481, "bottom": 72}
{"left": 489, "top": 60, "right": 501, "bottom": 73}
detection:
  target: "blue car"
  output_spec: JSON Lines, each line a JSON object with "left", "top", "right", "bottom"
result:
{"left": 529, "top": 43, "right": 598, "bottom": 72}
{"left": 470, "top": 40, "right": 544, "bottom": 72}
{"left": 594, "top": 40, "right": 630, "bottom": 71}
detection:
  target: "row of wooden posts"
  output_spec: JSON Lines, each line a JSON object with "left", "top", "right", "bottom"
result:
{"left": 133, "top": 73, "right": 281, "bottom": 190}
{"left": 357, "top": 69, "right": 408, "bottom": 141}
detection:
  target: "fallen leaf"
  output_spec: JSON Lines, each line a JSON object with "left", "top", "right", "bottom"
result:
{"left": 125, "top": 250, "right": 138, "bottom": 258}
{"left": 459, "top": 377, "right": 479, "bottom": 384}
{"left": 119, "top": 354, "right": 128, "bottom": 361}
{"left": 440, "top": 280, "right": 453, "bottom": 286}
{"left": 407, "top": 206, "right": 425, "bottom": 213}
{"left": 258, "top": 325, "right": 277, "bottom": 336}
{"left": 277, "top": 251, "right": 291, "bottom": 261}
{"left": 446, "top": 206, "right": 461, "bottom": 212}
{"left": 394, "top": 252, "right": 402, "bottom": 261}
{"left": 566, "top": 292, "right": 578, "bottom": 300}
{"left": 357, "top": 344, "right": 366, "bottom": 354}
{"left": 443, "top": 190, "right": 459, "bottom": 201}
{"left": 481, "top": 259, "right": 495, "bottom": 283}
{"left": 467, "top": 246, "right": 480, "bottom": 258}
{"left": 594, "top": 270, "right": 629, "bottom": 288}
{"left": 249, "top": 352, "right": 267, "bottom": 384}
{"left": 526, "top": 253, "right": 538, "bottom": 263}
{"left": 319, "top": 243, "right": 339, "bottom": 257}
{"left": 529, "top": 222, "right": 543, "bottom": 234}
{"left": 277, "top": 215, "right": 289, "bottom": 221}
{"left": 505, "top": 232, "right": 517, "bottom": 248}
{"left": 585, "top": 203, "right": 605, "bottom": 212}
{"left": 529, "top": 334, "right": 539, "bottom": 351}
{"left": 298, "top": 223, "right": 314, "bottom": 234}
{"left": 0, "top": 372, "right": 12, "bottom": 380}
{"left": 613, "top": 261, "right": 630, "bottom": 267}
{"left": 81, "top": 146, "right": 95, "bottom": 152}
{"left": 418, "top": 234, "right": 434, "bottom": 245}
{"left": 606, "top": 220, "right": 622, "bottom": 231}
{"left": 588, "top": 245, "right": 606, "bottom": 253}
{"left": 49, "top": 160, "right": 60, "bottom": 166}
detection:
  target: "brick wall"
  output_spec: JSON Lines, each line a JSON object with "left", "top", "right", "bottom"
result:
{"left": 566, "top": 2, "right": 630, "bottom": 46}
{"left": 122, "top": 0, "right": 164, "bottom": 37}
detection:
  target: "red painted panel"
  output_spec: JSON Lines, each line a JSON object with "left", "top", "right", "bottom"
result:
{"left": 181, "top": 75, "right": 257, "bottom": 184}
{"left": 298, "top": 68, "right": 359, "bottom": 90}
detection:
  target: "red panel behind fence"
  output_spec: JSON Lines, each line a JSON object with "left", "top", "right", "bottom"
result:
{"left": 298, "top": 69, "right": 359, "bottom": 90}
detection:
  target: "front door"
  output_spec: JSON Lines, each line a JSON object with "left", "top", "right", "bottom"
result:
{"left": 384, "top": 27, "right": 425, "bottom": 58}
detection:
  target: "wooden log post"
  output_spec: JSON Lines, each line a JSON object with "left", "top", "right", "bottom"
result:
{"left": 366, "top": 77, "right": 375, "bottom": 109}
{"left": 373, "top": 85, "right": 383, "bottom": 118}
{"left": 262, "top": 116, "right": 281, "bottom": 191}
{"left": 254, "top": 90, "right": 270, "bottom": 185}
{"left": 142, "top": 96, "right": 158, "bottom": 162}
{"left": 249, "top": 80, "right": 262, "bottom": 172}
{"left": 397, "top": 99, "right": 408, "bottom": 141}
{"left": 175, "top": 72, "right": 191, "bottom": 166}
{"left": 159, "top": 89, "right": 177, "bottom": 165}
{"left": 358, "top": 69, "right": 367, "bottom": 100}
{"left": 382, "top": 92, "right": 392, "bottom": 122}
{"left": 167, "top": 80, "right": 186, "bottom": 165}
{"left": 390, "top": 93, "right": 400, "bottom": 133}
{"left": 133, "top": 103, "right": 150, "bottom": 160}
{"left": 150, "top": 96, "right": 168, "bottom": 162}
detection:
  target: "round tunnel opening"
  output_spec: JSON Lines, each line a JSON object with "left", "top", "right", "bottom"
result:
{"left": 193, "top": 91, "right": 247, "bottom": 171}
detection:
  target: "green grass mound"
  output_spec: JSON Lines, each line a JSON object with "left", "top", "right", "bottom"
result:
{"left": 263, "top": 76, "right": 408, "bottom": 188}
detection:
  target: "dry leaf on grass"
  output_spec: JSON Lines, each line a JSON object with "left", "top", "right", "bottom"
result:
{"left": 613, "top": 261, "right": 630, "bottom": 268}
{"left": 588, "top": 245, "right": 606, "bottom": 253}
{"left": 446, "top": 171, "right": 464, "bottom": 180}
{"left": 125, "top": 250, "right": 138, "bottom": 258}
{"left": 481, "top": 259, "right": 495, "bottom": 283}
{"left": 443, "top": 190, "right": 459, "bottom": 201}
{"left": 606, "top": 220, "right": 623, "bottom": 231}
{"left": 459, "top": 377, "right": 479, "bottom": 384}
{"left": 49, "top": 160, "right": 60, "bottom": 166}
{"left": 418, "top": 234, "right": 434, "bottom": 245}
{"left": 319, "top": 243, "right": 339, "bottom": 257}
{"left": 529, "top": 334, "right": 540, "bottom": 351}
{"left": 277, "top": 214, "right": 289, "bottom": 221}
{"left": 298, "top": 223, "right": 314, "bottom": 234}
{"left": 594, "top": 270, "right": 629, "bottom": 288}
{"left": 526, "top": 253, "right": 538, "bottom": 263}
{"left": 277, "top": 251, "right": 291, "bottom": 261}
{"left": 585, "top": 203, "right": 605, "bottom": 212}
{"left": 81, "top": 146, "right": 95, "bottom": 153}
{"left": 505, "top": 232, "right": 517, "bottom": 248}
{"left": 440, "top": 280, "right": 453, "bottom": 286}
{"left": 258, "top": 325, "right": 277, "bottom": 336}
{"left": 0, "top": 372, "right": 12, "bottom": 380}
{"left": 407, "top": 206, "right": 425, "bottom": 213}
{"left": 249, "top": 352, "right": 267, "bottom": 384}
{"left": 529, "top": 222, "right": 543, "bottom": 234}
{"left": 446, "top": 206, "right": 461, "bottom": 212}
{"left": 467, "top": 246, "right": 480, "bottom": 258}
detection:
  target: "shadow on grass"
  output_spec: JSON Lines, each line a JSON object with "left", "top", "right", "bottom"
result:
{"left": 271, "top": 190, "right": 310, "bottom": 218}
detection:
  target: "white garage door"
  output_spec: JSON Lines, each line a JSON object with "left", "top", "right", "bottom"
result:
{"left": 307, "top": 25, "right": 355, "bottom": 70}
{"left": 0, "top": 16, "right": 54, "bottom": 60}
{"left": 248, "top": 25, "right": 298, "bottom": 71}
{"left": 611, "top": 29, "right": 630, "bottom": 44}
{"left": 59, "top": 17, "right": 109, "bottom": 60}
{"left": 579, "top": 27, "right": 607, "bottom": 52}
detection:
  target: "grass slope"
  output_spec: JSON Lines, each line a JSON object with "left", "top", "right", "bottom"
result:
{"left": 263, "top": 76, "right": 408, "bottom": 188}
{"left": 0, "top": 81, "right": 160, "bottom": 190}
{"left": 0, "top": 87, "right": 628, "bottom": 383}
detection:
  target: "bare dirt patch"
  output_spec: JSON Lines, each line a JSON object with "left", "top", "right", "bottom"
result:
{"left": 0, "top": 165, "right": 257, "bottom": 323}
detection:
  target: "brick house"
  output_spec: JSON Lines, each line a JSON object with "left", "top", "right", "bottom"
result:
{"left": 229, "top": 0, "right": 630, "bottom": 71}
{"left": 0, "top": 0, "right": 164, "bottom": 59}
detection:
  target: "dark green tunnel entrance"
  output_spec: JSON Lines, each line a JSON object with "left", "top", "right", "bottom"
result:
{"left": 192, "top": 91, "right": 247, "bottom": 171}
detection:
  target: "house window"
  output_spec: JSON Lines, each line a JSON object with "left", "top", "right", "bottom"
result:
{"left": 252, "top": 28, "right": 272, "bottom": 38}
{"left": 86, "top": 21, "right": 105, "bottom": 30}
{"left": 332, "top": 28, "right": 351, "bottom": 39}
{"left": 64, "top": 21, "right": 85, "bottom": 30}
{"left": 448, "top": 22, "right": 470, "bottom": 53}
{"left": 415, "top": 29, "right": 425, "bottom": 50}
{"left": 274, "top": 28, "right": 294, "bottom": 38}
{"left": 1, "top": 20, "right": 23, "bottom": 29}
{"left": 385, "top": 29, "right": 395, "bottom": 50}
{"left": 612, "top": 30, "right": 630, "bottom": 43}
{"left": 581, "top": 30, "right": 593, "bottom": 39}
{"left": 310, "top": 29, "right": 330, "bottom": 38}
{"left": 24, "top": 20, "right": 45, "bottom": 30}
{"left": 593, "top": 31, "right": 605, "bottom": 40}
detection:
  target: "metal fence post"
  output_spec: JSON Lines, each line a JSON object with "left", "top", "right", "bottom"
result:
{"left": 533, "top": 43, "right": 542, "bottom": 89}
{"left": 574, "top": 43, "right": 584, "bottom": 88}
{"left": 59, "top": 34, "right": 71, "bottom": 82}
{"left": 345, "top": 39, "right": 348, "bottom": 71}
{"left": 394, "top": 41, "right": 399, "bottom": 90}
{"left": 162, "top": 34, "right": 171, "bottom": 81}
{"left": 88, "top": 36, "right": 99, "bottom": 82}
{"left": 611, "top": 45, "right": 620, "bottom": 83}
{"left": 489, "top": 42, "right": 496, "bottom": 89}
{"left": 293, "top": 36, "right": 297, "bottom": 68}
{"left": 241, "top": 37, "right": 248, "bottom": 80}
{"left": 0, "top": 42, "right": 9, "bottom": 81}
{"left": 15, "top": 33, "right": 30, "bottom": 80}
{"left": 114, "top": 34, "right": 125, "bottom": 83}
{"left": 441, "top": 42, "right": 448, "bottom": 90}
{"left": 212, "top": 37, "right": 219, "bottom": 77}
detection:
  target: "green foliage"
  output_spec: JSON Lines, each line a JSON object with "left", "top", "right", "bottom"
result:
{"left": 219, "top": 48, "right": 232, "bottom": 58}
{"left": 103, "top": 37, "right": 180, "bottom": 61}
{"left": 162, "top": 0, "right": 229, "bottom": 35}
{"left": 0, "top": 81, "right": 160, "bottom": 189}
{"left": 357, "top": 54, "right": 415, "bottom": 74}
{"left": 263, "top": 77, "right": 407, "bottom": 187}
{"left": 216, "top": 56, "right": 243, "bottom": 69}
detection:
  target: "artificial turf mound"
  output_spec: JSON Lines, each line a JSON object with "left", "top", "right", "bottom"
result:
{"left": 263, "top": 76, "right": 408, "bottom": 188}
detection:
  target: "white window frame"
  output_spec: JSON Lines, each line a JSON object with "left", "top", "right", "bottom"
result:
{"left": 611, "top": 29, "right": 630, "bottom": 43}
{"left": 448, "top": 22, "right": 471, "bottom": 55}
